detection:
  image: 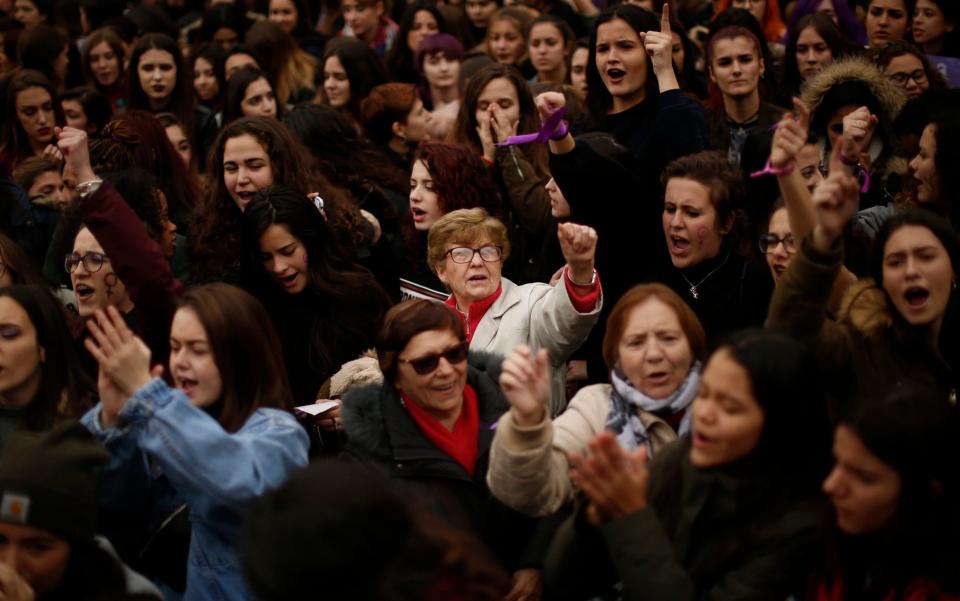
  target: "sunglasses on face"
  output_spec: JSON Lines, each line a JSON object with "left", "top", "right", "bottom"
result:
{"left": 398, "top": 341, "right": 469, "bottom": 375}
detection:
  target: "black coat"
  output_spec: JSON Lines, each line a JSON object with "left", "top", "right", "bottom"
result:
{"left": 341, "top": 352, "right": 556, "bottom": 570}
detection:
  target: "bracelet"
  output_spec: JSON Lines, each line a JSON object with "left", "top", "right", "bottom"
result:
{"left": 837, "top": 153, "right": 859, "bottom": 167}
{"left": 567, "top": 267, "right": 597, "bottom": 286}
{"left": 549, "top": 120, "right": 569, "bottom": 140}
{"left": 749, "top": 158, "right": 794, "bottom": 179}
{"left": 837, "top": 154, "right": 872, "bottom": 193}
{"left": 75, "top": 177, "right": 103, "bottom": 197}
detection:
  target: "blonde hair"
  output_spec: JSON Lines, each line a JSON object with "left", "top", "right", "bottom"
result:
{"left": 427, "top": 208, "right": 510, "bottom": 270}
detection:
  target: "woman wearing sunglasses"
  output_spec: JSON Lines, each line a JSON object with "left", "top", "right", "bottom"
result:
{"left": 428, "top": 208, "right": 601, "bottom": 417}
{"left": 341, "top": 298, "right": 552, "bottom": 600}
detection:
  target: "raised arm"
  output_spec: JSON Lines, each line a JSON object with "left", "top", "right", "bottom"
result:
{"left": 766, "top": 145, "right": 860, "bottom": 360}
{"left": 489, "top": 346, "right": 606, "bottom": 516}
{"left": 85, "top": 307, "right": 309, "bottom": 509}
{"left": 529, "top": 223, "right": 602, "bottom": 363}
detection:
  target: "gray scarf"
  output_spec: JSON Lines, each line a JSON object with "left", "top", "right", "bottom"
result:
{"left": 605, "top": 362, "right": 702, "bottom": 453}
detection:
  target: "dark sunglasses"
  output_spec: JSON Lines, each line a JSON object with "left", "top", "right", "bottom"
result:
{"left": 398, "top": 342, "right": 469, "bottom": 375}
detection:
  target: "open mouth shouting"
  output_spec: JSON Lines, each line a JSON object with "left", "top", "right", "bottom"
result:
{"left": 904, "top": 286, "right": 930, "bottom": 310}
{"left": 670, "top": 235, "right": 690, "bottom": 257}
{"left": 176, "top": 375, "right": 198, "bottom": 397}
{"left": 605, "top": 67, "right": 626, "bottom": 85}
{"left": 74, "top": 283, "right": 95, "bottom": 303}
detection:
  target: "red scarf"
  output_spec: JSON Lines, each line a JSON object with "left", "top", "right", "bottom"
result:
{"left": 445, "top": 286, "right": 502, "bottom": 343}
{"left": 401, "top": 384, "right": 480, "bottom": 476}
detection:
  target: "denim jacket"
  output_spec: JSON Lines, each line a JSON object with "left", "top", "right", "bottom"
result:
{"left": 82, "top": 378, "right": 309, "bottom": 601}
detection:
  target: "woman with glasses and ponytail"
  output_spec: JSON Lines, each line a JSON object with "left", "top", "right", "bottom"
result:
{"left": 341, "top": 298, "right": 558, "bottom": 600}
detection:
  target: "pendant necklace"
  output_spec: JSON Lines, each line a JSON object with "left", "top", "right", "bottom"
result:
{"left": 680, "top": 254, "right": 729, "bottom": 300}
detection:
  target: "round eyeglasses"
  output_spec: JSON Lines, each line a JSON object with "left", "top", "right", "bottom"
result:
{"left": 64, "top": 251, "right": 108, "bottom": 274}
{"left": 445, "top": 245, "right": 503, "bottom": 264}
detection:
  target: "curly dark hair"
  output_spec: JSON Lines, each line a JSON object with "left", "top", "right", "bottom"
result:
{"left": 240, "top": 185, "right": 391, "bottom": 401}
{"left": 191, "top": 116, "right": 369, "bottom": 283}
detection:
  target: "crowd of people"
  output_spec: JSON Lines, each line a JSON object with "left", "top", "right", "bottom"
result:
{"left": 0, "top": 0, "right": 955, "bottom": 599}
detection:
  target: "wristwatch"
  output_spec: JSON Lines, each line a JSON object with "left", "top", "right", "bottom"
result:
{"left": 76, "top": 177, "right": 103, "bottom": 198}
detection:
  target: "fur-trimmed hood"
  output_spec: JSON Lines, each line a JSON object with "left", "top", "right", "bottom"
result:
{"left": 340, "top": 351, "right": 507, "bottom": 460}
{"left": 837, "top": 278, "right": 894, "bottom": 338}
{"left": 801, "top": 57, "right": 908, "bottom": 179}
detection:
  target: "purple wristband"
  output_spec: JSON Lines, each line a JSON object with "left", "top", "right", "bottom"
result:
{"left": 495, "top": 107, "right": 568, "bottom": 147}
{"left": 550, "top": 120, "right": 569, "bottom": 140}
{"left": 750, "top": 158, "right": 795, "bottom": 179}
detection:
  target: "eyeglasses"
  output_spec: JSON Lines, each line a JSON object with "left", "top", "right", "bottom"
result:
{"left": 445, "top": 245, "right": 502, "bottom": 264}
{"left": 759, "top": 234, "right": 797, "bottom": 254}
{"left": 888, "top": 69, "right": 927, "bottom": 85}
{"left": 398, "top": 342, "right": 469, "bottom": 375}
{"left": 64, "top": 251, "right": 108, "bottom": 274}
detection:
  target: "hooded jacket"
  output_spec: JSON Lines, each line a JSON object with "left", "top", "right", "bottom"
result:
{"left": 801, "top": 57, "right": 909, "bottom": 210}
{"left": 766, "top": 236, "right": 956, "bottom": 418}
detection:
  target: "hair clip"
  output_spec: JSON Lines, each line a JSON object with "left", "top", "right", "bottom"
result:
{"left": 309, "top": 193, "right": 325, "bottom": 213}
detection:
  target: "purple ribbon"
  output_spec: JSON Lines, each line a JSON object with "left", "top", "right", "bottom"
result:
{"left": 495, "top": 107, "right": 567, "bottom": 148}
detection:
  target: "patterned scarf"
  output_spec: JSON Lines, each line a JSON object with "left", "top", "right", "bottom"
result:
{"left": 605, "top": 362, "right": 702, "bottom": 452}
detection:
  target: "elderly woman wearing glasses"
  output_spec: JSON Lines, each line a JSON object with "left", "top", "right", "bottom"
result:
{"left": 428, "top": 208, "right": 602, "bottom": 416}
{"left": 341, "top": 298, "right": 559, "bottom": 599}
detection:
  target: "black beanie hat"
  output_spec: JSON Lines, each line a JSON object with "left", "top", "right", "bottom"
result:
{"left": 0, "top": 421, "right": 109, "bottom": 543}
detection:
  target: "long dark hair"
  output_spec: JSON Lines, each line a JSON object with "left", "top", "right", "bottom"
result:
{"left": 240, "top": 185, "right": 391, "bottom": 390}
{"left": 282, "top": 103, "right": 408, "bottom": 195}
{"left": 126, "top": 33, "right": 194, "bottom": 128}
{"left": 322, "top": 37, "right": 389, "bottom": 121}
{"left": 823, "top": 387, "right": 960, "bottom": 597}
{"left": 192, "top": 116, "right": 317, "bottom": 282}
{"left": 190, "top": 42, "right": 226, "bottom": 110}
{"left": 16, "top": 23, "right": 69, "bottom": 89}
{"left": 870, "top": 209, "right": 959, "bottom": 288}
{"left": 81, "top": 27, "right": 125, "bottom": 93}
{"left": 224, "top": 65, "right": 282, "bottom": 125}
{"left": 0, "top": 69, "right": 64, "bottom": 170}
{"left": 783, "top": 12, "right": 853, "bottom": 97}
{"left": 718, "top": 329, "right": 832, "bottom": 483}
{"left": 452, "top": 62, "right": 549, "bottom": 177}
{"left": 0, "top": 285, "right": 93, "bottom": 430}
{"left": 385, "top": 1, "right": 447, "bottom": 83}
{"left": 585, "top": 4, "right": 659, "bottom": 119}
{"left": 178, "top": 283, "right": 293, "bottom": 432}
{"left": 191, "top": 116, "right": 365, "bottom": 283}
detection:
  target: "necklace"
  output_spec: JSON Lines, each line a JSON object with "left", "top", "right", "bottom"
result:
{"left": 680, "top": 254, "right": 729, "bottom": 300}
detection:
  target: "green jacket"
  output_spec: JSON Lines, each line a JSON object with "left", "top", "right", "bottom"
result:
{"left": 545, "top": 439, "right": 823, "bottom": 601}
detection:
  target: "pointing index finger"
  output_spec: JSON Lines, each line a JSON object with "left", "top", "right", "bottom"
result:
{"left": 660, "top": 3, "right": 671, "bottom": 35}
